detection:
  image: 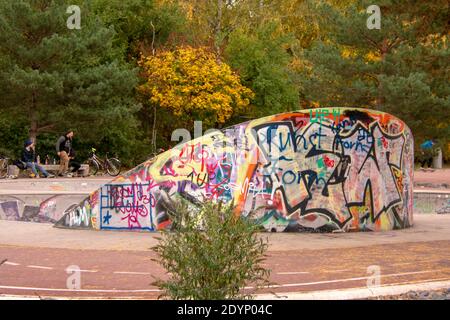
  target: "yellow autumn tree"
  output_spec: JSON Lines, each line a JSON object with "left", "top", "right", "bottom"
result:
{"left": 139, "top": 46, "right": 254, "bottom": 126}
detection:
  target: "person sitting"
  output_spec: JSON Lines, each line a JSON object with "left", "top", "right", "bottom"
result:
{"left": 68, "top": 149, "right": 81, "bottom": 177}
{"left": 22, "top": 139, "right": 54, "bottom": 178}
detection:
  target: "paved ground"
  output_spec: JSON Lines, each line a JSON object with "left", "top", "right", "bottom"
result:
{"left": 414, "top": 168, "right": 450, "bottom": 188}
{"left": 0, "top": 215, "right": 449, "bottom": 299}
{"left": 0, "top": 177, "right": 111, "bottom": 195}
{"left": 0, "top": 215, "right": 449, "bottom": 252}
{"left": 0, "top": 169, "right": 449, "bottom": 299}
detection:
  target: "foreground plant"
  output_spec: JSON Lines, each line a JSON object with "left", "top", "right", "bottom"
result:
{"left": 152, "top": 200, "right": 271, "bottom": 300}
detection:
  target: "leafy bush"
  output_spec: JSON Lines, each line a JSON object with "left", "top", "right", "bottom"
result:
{"left": 152, "top": 200, "right": 271, "bottom": 300}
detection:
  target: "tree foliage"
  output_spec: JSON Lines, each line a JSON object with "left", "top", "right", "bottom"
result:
{"left": 298, "top": 0, "right": 449, "bottom": 155}
{"left": 225, "top": 22, "right": 299, "bottom": 117}
{"left": 0, "top": 0, "right": 448, "bottom": 164}
{"left": 0, "top": 0, "right": 141, "bottom": 165}
{"left": 88, "top": 0, "right": 186, "bottom": 60}
{"left": 139, "top": 46, "right": 254, "bottom": 126}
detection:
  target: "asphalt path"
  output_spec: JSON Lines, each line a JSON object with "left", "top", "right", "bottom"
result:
{"left": 0, "top": 218, "right": 449, "bottom": 299}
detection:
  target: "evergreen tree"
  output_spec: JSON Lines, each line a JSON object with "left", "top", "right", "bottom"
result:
{"left": 225, "top": 22, "right": 299, "bottom": 118}
{"left": 0, "top": 0, "right": 140, "bottom": 163}
{"left": 299, "top": 0, "right": 449, "bottom": 155}
{"left": 88, "top": 0, "right": 186, "bottom": 60}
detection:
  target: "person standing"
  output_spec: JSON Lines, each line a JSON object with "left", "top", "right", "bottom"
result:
{"left": 419, "top": 138, "right": 435, "bottom": 170}
{"left": 22, "top": 139, "right": 54, "bottom": 178}
{"left": 56, "top": 130, "right": 79, "bottom": 177}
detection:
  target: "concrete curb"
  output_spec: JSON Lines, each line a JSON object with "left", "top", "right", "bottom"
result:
{"left": 254, "top": 279, "right": 450, "bottom": 300}
{"left": 414, "top": 189, "right": 450, "bottom": 194}
{"left": 1, "top": 280, "right": 449, "bottom": 300}
{"left": 0, "top": 191, "right": 91, "bottom": 195}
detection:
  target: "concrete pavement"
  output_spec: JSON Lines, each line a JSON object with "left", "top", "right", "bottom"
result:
{"left": 0, "top": 215, "right": 449, "bottom": 299}
{"left": 414, "top": 168, "right": 450, "bottom": 188}
{"left": 0, "top": 237, "right": 449, "bottom": 299}
{"left": 0, "top": 169, "right": 449, "bottom": 299}
{"left": 0, "top": 215, "right": 450, "bottom": 252}
{"left": 0, "top": 177, "right": 111, "bottom": 195}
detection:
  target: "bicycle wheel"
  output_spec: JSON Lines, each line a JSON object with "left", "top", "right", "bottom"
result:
{"left": 106, "top": 158, "right": 121, "bottom": 176}
{"left": 87, "top": 159, "right": 99, "bottom": 176}
{"left": 0, "top": 159, "right": 8, "bottom": 179}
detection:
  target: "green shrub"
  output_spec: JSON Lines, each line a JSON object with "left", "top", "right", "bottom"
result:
{"left": 152, "top": 200, "right": 271, "bottom": 300}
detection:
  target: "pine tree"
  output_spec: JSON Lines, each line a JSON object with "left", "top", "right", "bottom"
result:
{"left": 0, "top": 0, "right": 140, "bottom": 145}
{"left": 89, "top": 0, "right": 186, "bottom": 60}
{"left": 299, "top": 0, "right": 449, "bottom": 154}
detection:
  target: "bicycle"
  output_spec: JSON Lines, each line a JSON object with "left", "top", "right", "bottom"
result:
{"left": 0, "top": 156, "right": 10, "bottom": 179}
{"left": 86, "top": 148, "right": 121, "bottom": 176}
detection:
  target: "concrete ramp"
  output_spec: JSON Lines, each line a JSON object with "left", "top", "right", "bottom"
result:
{"left": 414, "top": 190, "right": 450, "bottom": 214}
{"left": 58, "top": 108, "right": 414, "bottom": 232}
{"left": 0, "top": 179, "right": 110, "bottom": 224}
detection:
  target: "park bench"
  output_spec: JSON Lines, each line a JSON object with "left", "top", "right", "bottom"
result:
{"left": 40, "top": 164, "right": 90, "bottom": 177}
{"left": 7, "top": 163, "right": 90, "bottom": 177}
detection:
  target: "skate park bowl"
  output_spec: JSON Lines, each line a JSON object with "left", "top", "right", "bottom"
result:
{"left": 0, "top": 179, "right": 110, "bottom": 224}
{"left": 414, "top": 190, "right": 450, "bottom": 215}
{"left": 1, "top": 108, "right": 415, "bottom": 232}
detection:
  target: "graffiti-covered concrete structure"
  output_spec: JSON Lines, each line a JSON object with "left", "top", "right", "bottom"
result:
{"left": 57, "top": 108, "right": 414, "bottom": 232}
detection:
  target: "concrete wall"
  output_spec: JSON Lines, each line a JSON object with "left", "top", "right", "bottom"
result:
{"left": 0, "top": 194, "right": 87, "bottom": 223}
{"left": 414, "top": 191, "right": 450, "bottom": 214}
{"left": 60, "top": 108, "right": 414, "bottom": 232}
{"left": 0, "top": 179, "right": 108, "bottom": 225}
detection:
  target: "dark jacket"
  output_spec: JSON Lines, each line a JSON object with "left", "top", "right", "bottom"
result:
{"left": 22, "top": 148, "right": 35, "bottom": 163}
{"left": 56, "top": 135, "right": 73, "bottom": 155}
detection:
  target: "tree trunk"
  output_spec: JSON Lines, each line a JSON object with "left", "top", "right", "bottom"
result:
{"left": 29, "top": 92, "right": 38, "bottom": 142}
{"left": 215, "top": 0, "right": 223, "bottom": 58}
{"left": 150, "top": 21, "right": 156, "bottom": 56}
{"left": 152, "top": 104, "right": 157, "bottom": 153}
{"left": 377, "top": 39, "right": 389, "bottom": 111}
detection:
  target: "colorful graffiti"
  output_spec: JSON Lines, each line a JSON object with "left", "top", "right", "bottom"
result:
{"left": 54, "top": 191, "right": 99, "bottom": 229}
{"left": 63, "top": 108, "right": 414, "bottom": 232}
{"left": 0, "top": 201, "right": 20, "bottom": 221}
{"left": 0, "top": 194, "right": 86, "bottom": 223}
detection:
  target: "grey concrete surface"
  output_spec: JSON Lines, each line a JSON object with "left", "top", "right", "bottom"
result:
{"left": 0, "top": 177, "right": 111, "bottom": 195}
{"left": 414, "top": 168, "right": 450, "bottom": 188}
{"left": 0, "top": 214, "right": 449, "bottom": 252}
